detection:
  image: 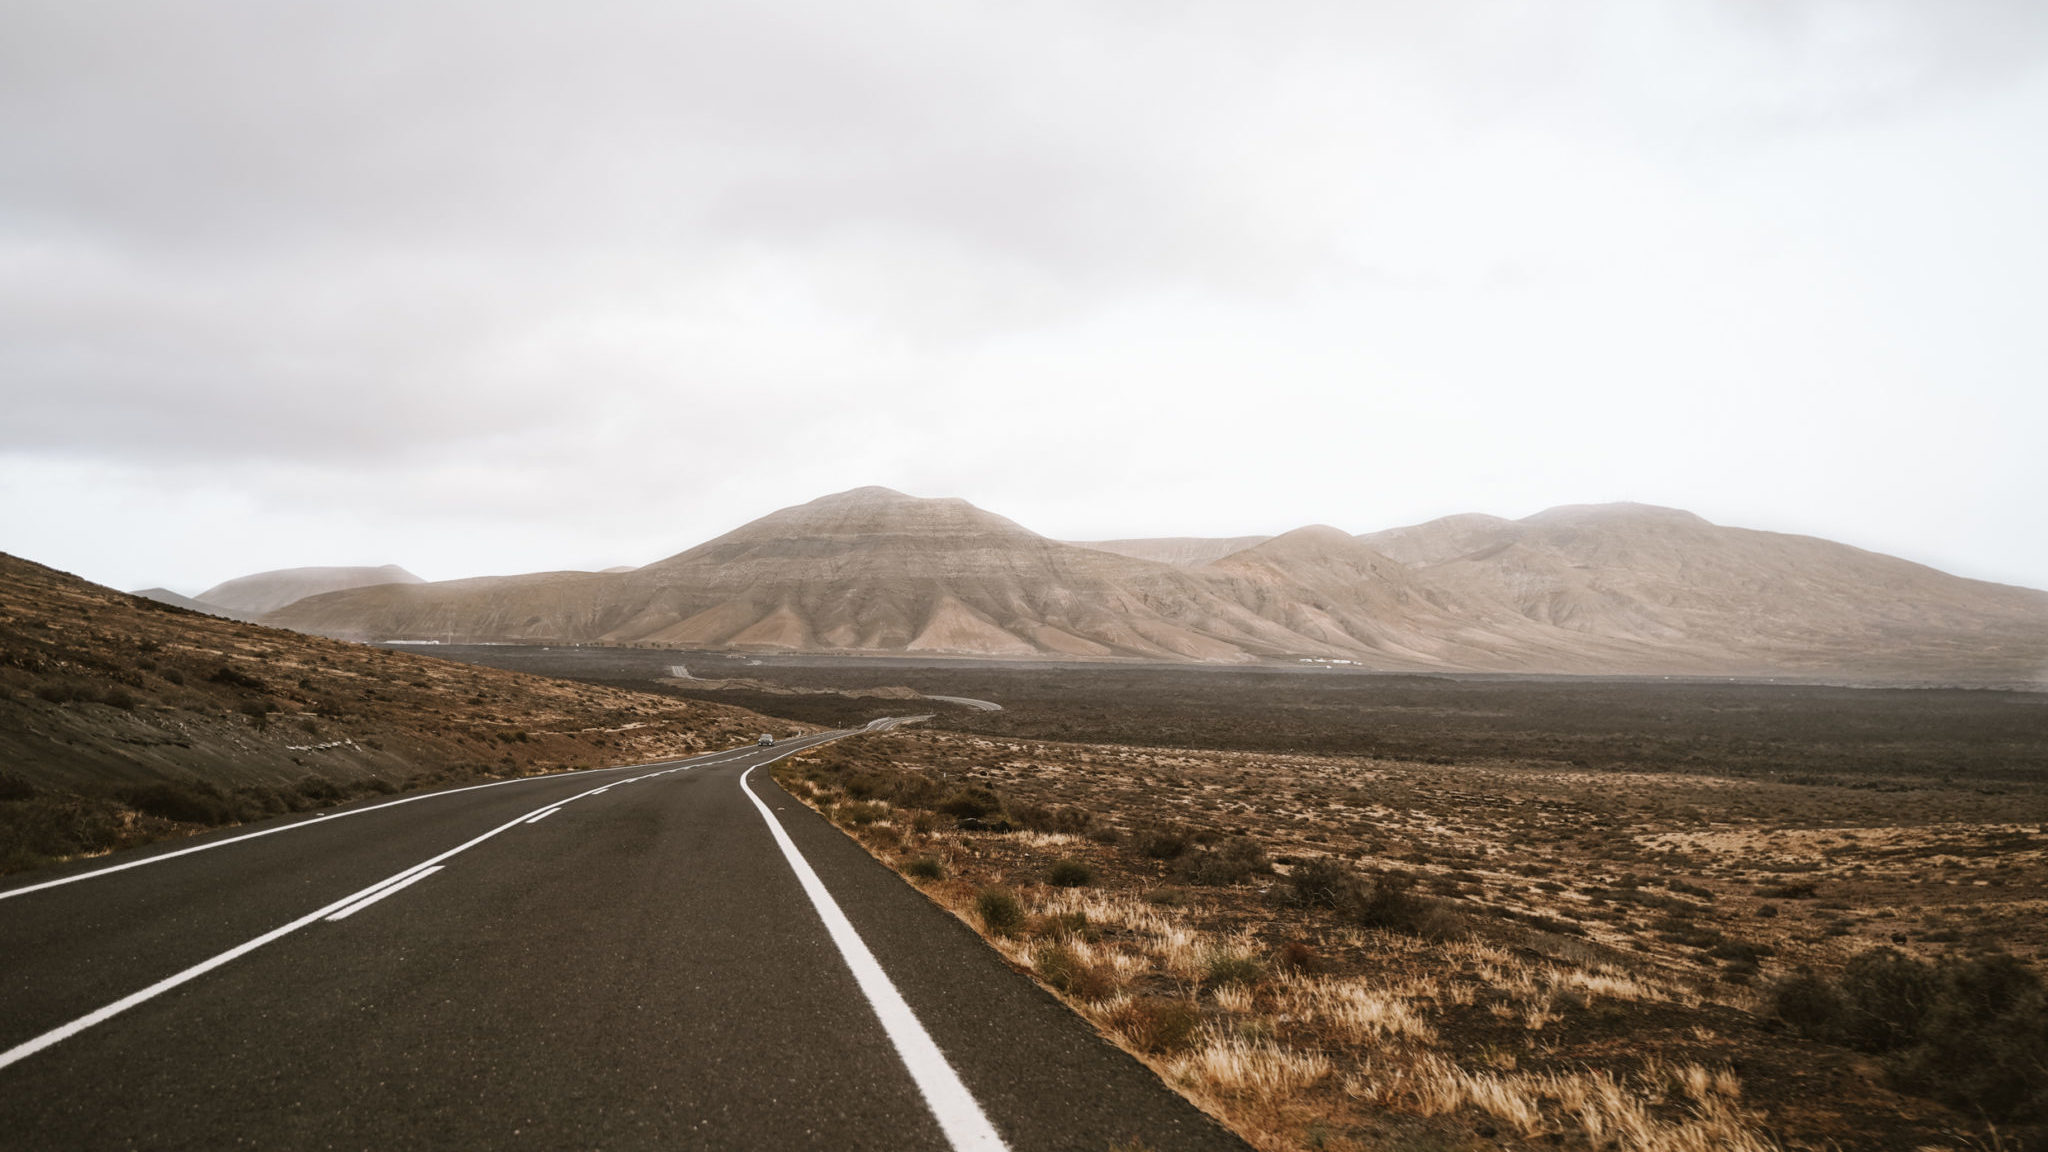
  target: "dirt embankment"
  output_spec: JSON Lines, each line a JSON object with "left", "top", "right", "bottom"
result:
{"left": 0, "top": 553, "right": 805, "bottom": 873}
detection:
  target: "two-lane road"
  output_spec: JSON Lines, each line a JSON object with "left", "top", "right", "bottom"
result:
{"left": 0, "top": 729, "right": 1249, "bottom": 1150}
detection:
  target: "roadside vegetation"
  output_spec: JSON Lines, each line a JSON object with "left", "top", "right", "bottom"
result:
{"left": 779, "top": 727, "right": 2048, "bottom": 1152}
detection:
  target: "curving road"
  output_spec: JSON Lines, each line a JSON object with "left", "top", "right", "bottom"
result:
{"left": 0, "top": 728, "right": 1248, "bottom": 1150}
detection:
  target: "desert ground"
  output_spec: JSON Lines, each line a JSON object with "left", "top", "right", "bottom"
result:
{"left": 428, "top": 646, "right": 2048, "bottom": 1151}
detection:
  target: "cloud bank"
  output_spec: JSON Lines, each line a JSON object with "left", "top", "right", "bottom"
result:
{"left": 3, "top": 0, "right": 2045, "bottom": 592}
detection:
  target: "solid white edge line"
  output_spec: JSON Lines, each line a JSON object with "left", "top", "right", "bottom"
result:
{"left": 0, "top": 740, "right": 780, "bottom": 902}
{"left": 740, "top": 760, "right": 1009, "bottom": 1152}
{"left": 525, "top": 808, "right": 561, "bottom": 824}
{"left": 0, "top": 732, "right": 855, "bottom": 1074}
{"left": 324, "top": 866, "right": 444, "bottom": 921}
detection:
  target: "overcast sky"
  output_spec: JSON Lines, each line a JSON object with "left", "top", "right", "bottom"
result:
{"left": 4, "top": 0, "right": 2046, "bottom": 595}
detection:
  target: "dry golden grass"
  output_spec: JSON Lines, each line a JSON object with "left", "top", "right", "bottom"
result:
{"left": 780, "top": 725, "right": 2038, "bottom": 1151}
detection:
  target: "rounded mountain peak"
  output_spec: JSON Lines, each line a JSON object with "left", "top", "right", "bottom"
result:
{"left": 1521, "top": 503, "right": 1710, "bottom": 529}
{"left": 1215, "top": 524, "right": 1403, "bottom": 573}
{"left": 1265, "top": 524, "right": 1357, "bottom": 547}
{"left": 764, "top": 486, "right": 1037, "bottom": 538}
{"left": 645, "top": 487, "right": 1045, "bottom": 570}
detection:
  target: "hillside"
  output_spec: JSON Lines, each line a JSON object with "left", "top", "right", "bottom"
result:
{"left": 195, "top": 564, "right": 424, "bottom": 616}
{"left": 0, "top": 553, "right": 797, "bottom": 873}
{"left": 1351, "top": 504, "right": 2048, "bottom": 681}
{"left": 262, "top": 488, "right": 2048, "bottom": 683}
{"left": 1074, "top": 536, "right": 1274, "bottom": 568}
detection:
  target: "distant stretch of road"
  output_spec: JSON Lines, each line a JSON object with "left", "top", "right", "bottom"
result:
{"left": 926, "top": 696, "right": 1003, "bottom": 712}
{"left": 0, "top": 726, "right": 1247, "bottom": 1150}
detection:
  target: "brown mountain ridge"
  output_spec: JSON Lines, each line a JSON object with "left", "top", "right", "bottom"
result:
{"left": 263, "top": 487, "right": 2048, "bottom": 684}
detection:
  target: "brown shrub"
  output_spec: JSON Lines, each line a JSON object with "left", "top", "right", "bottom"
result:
{"left": 1103, "top": 996, "right": 1202, "bottom": 1054}
{"left": 1034, "top": 942, "right": 1119, "bottom": 1001}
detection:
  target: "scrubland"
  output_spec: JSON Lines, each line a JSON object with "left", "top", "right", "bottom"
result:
{"left": 779, "top": 718, "right": 2048, "bottom": 1152}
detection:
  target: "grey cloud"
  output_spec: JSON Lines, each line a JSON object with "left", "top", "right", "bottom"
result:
{"left": 2, "top": 1, "right": 2045, "bottom": 592}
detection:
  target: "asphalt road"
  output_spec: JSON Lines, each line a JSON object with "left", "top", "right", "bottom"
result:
{"left": 0, "top": 727, "right": 1250, "bottom": 1151}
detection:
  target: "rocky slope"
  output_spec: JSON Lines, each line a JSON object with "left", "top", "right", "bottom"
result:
{"left": 263, "top": 488, "right": 2048, "bottom": 682}
{"left": 0, "top": 553, "right": 795, "bottom": 871}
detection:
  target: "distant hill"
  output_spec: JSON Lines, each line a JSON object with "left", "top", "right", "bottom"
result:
{"left": 1356, "top": 513, "right": 1520, "bottom": 566}
{"left": 1074, "top": 536, "right": 1274, "bottom": 568}
{"left": 128, "top": 587, "right": 263, "bottom": 623}
{"left": 195, "top": 564, "right": 424, "bottom": 616}
{"left": 262, "top": 487, "right": 2048, "bottom": 684}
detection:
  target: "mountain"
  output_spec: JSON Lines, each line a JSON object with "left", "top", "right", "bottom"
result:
{"left": 195, "top": 564, "right": 424, "bottom": 616}
{"left": 262, "top": 488, "right": 2048, "bottom": 683}
{"left": 1358, "top": 503, "right": 2048, "bottom": 681}
{"left": 1074, "top": 536, "right": 1274, "bottom": 568}
{"left": 129, "top": 587, "right": 263, "bottom": 623}
{"left": 270, "top": 488, "right": 1316, "bottom": 661}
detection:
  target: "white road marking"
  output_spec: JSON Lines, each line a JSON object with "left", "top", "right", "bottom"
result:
{"left": 0, "top": 743, "right": 776, "bottom": 903}
{"left": 525, "top": 807, "right": 561, "bottom": 824}
{"left": 325, "top": 866, "right": 444, "bottom": 921}
{"left": 0, "top": 733, "right": 856, "bottom": 1073}
{"left": 740, "top": 761, "right": 1009, "bottom": 1152}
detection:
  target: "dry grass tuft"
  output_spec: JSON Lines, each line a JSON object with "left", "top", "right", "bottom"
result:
{"left": 1168, "top": 1033, "right": 1332, "bottom": 1097}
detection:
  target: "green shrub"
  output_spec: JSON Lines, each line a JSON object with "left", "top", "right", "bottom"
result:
{"left": 209, "top": 665, "right": 267, "bottom": 691}
{"left": 1012, "top": 803, "right": 1102, "bottom": 837}
{"left": 1284, "top": 857, "right": 1363, "bottom": 909}
{"left": 0, "top": 793, "right": 126, "bottom": 869}
{"left": 1836, "top": 947, "right": 1939, "bottom": 1052}
{"left": 976, "top": 887, "right": 1025, "bottom": 935}
{"left": 833, "top": 800, "right": 888, "bottom": 826}
{"left": 843, "top": 772, "right": 889, "bottom": 801}
{"left": 1709, "top": 939, "right": 1773, "bottom": 964}
{"left": 1773, "top": 947, "right": 2048, "bottom": 1122}
{"left": 116, "top": 781, "right": 234, "bottom": 825}
{"left": 1046, "top": 858, "right": 1095, "bottom": 888}
{"left": 1355, "top": 873, "right": 1432, "bottom": 931}
{"left": 904, "top": 855, "right": 946, "bottom": 881}
{"left": 1203, "top": 950, "right": 1265, "bottom": 987}
{"left": 1759, "top": 881, "right": 1818, "bottom": 899}
{"left": 937, "top": 787, "right": 1002, "bottom": 820}
{"left": 1133, "top": 824, "right": 1190, "bottom": 860}
{"left": 1173, "top": 835, "right": 1270, "bottom": 886}
{"left": 294, "top": 776, "right": 345, "bottom": 805}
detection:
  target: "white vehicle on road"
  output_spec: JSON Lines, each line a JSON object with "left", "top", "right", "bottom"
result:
{"left": 756, "top": 733, "right": 775, "bottom": 746}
